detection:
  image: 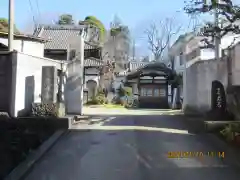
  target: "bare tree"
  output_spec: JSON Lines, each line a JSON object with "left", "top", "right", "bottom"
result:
{"left": 141, "top": 56, "right": 150, "bottom": 62}
{"left": 145, "top": 17, "right": 181, "bottom": 61}
{"left": 98, "top": 17, "right": 131, "bottom": 92}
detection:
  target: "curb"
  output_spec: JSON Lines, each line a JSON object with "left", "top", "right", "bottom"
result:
{"left": 73, "top": 116, "right": 111, "bottom": 126}
{"left": 4, "top": 130, "right": 67, "bottom": 180}
{"left": 71, "top": 116, "right": 93, "bottom": 125}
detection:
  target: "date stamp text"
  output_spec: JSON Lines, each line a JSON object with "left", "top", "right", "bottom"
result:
{"left": 167, "top": 151, "right": 225, "bottom": 159}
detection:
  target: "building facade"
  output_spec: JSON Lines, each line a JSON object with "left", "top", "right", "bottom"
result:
{"left": 125, "top": 62, "right": 175, "bottom": 108}
{"left": 33, "top": 24, "right": 104, "bottom": 100}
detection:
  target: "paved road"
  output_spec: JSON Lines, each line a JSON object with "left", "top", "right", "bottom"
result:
{"left": 24, "top": 110, "right": 240, "bottom": 180}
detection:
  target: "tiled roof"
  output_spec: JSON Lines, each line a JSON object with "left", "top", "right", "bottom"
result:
{"left": 127, "top": 62, "right": 175, "bottom": 80}
{"left": 33, "top": 25, "right": 98, "bottom": 50}
{"left": 129, "top": 61, "right": 149, "bottom": 71}
{"left": 67, "top": 57, "right": 103, "bottom": 67}
{"left": 0, "top": 32, "right": 46, "bottom": 42}
{"left": 84, "top": 57, "right": 104, "bottom": 67}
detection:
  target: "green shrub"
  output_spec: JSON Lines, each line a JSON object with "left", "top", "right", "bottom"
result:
{"left": 110, "top": 27, "right": 122, "bottom": 36}
{"left": 87, "top": 92, "right": 106, "bottom": 105}
{"left": 111, "top": 96, "right": 121, "bottom": 104}
{"left": 117, "top": 86, "right": 132, "bottom": 97}
{"left": 86, "top": 99, "right": 100, "bottom": 105}
{"left": 118, "top": 87, "right": 125, "bottom": 97}
{"left": 94, "top": 93, "right": 105, "bottom": 104}
{"left": 169, "top": 74, "right": 183, "bottom": 88}
{"left": 124, "top": 87, "right": 132, "bottom": 96}
{"left": 220, "top": 123, "right": 240, "bottom": 141}
{"left": 31, "top": 103, "right": 58, "bottom": 117}
{"left": 110, "top": 26, "right": 130, "bottom": 39}
{"left": 0, "top": 18, "right": 20, "bottom": 34}
{"left": 124, "top": 99, "right": 139, "bottom": 108}
{"left": 83, "top": 16, "right": 106, "bottom": 42}
{"left": 105, "top": 99, "right": 109, "bottom": 104}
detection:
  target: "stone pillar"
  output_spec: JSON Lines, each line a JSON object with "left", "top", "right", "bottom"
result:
{"left": 25, "top": 76, "right": 35, "bottom": 110}
{"left": 41, "top": 66, "right": 58, "bottom": 103}
{"left": 65, "top": 36, "right": 84, "bottom": 115}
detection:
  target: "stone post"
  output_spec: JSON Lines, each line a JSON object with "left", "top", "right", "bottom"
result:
{"left": 65, "top": 36, "right": 84, "bottom": 115}
{"left": 41, "top": 66, "right": 58, "bottom": 103}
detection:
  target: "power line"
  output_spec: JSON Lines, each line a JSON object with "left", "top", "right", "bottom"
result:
{"left": 28, "top": 0, "right": 37, "bottom": 27}
{"left": 8, "top": 0, "right": 14, "bottom": 51}
{"left": 35, "top": 0, "right": 40, "bottom": 20}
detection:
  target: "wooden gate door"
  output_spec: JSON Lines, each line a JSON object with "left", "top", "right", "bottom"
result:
{"left": 139, "top": 85, "right": 168, "bottom": 108}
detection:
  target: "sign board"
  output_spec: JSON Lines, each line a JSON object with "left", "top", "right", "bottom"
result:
{"left": 211, "top": 81, "right": 226, "bottom": 113}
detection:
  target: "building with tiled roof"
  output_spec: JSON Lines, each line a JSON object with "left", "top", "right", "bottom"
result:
{"left": 33, "top": 24, "right": 102, "bottom": 66}
{"left": 33, "top": 24, "right": 106, "bottom": 103}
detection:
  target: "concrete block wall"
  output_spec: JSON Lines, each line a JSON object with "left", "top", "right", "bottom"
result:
{"left": 185, "top": 59, "right": 227, "bottom": 113}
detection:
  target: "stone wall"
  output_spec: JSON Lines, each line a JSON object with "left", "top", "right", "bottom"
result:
{"left": 184, "top": 59, "right": 228, "bottom": 113}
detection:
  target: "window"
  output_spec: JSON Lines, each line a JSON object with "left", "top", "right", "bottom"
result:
{"left": 141, "top": 88, "right": 153, "bottom": 96}
{"left": 140, "top": 79, "right": 152, "bottom": 83}
{"left": 146, "top": 89, "right": 152, "bottom": 96}
{"left": 160, "top": 89, "right": 166, "bottom": 96}
{"left": 141, "top": 88, "right": 146, "bottom": 96}
{"left": 154, "top": 89, "right": 160, "bottom": 97}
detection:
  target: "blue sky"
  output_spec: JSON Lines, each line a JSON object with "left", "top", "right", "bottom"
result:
{"left": 0, "top": 0, "right": 198, "bottom": 56}
{"left": 0, "top": 0, "right": 186, "bottom": 29}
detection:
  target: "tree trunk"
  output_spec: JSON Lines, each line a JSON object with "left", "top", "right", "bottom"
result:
{"left": 99, "top": 67, "right": 105, "bottom": 91}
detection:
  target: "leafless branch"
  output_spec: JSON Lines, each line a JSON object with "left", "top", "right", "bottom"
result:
{"left": 145, "top": 17, "right": 181, "bottom": 61}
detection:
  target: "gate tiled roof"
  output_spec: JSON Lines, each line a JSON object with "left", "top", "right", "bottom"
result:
{"left": 129, "top": 61, "right": 149, "bottom": 71}
{"left": 127, "top": 62, "right": 175, "bottom": 80}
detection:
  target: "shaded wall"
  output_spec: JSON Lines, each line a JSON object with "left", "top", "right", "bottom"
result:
{"left": 184, "top": 59, "right": 227, "bottom": 113}
{"left": 15, "top": 52, "right": 61, "bottom": 116}
{"left": 0, "top": 52, "right": 16, "bottom": 116}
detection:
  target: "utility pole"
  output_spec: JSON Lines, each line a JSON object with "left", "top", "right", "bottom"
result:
{"left": 214, "top": 0, "right": 220, "bottom": 61}
{"left": 79, "top": 35, "right": 84, "bottom": 115}
{"left": 132, "top": 39, "right": 135, "bottom": 61}
{"left": 8, "top": 0, "right": 14, "bottom": 51}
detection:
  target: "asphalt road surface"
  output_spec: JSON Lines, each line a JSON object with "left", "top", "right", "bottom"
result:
{"left": 23, "top": 110, "right": 240, "bottom": 180}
